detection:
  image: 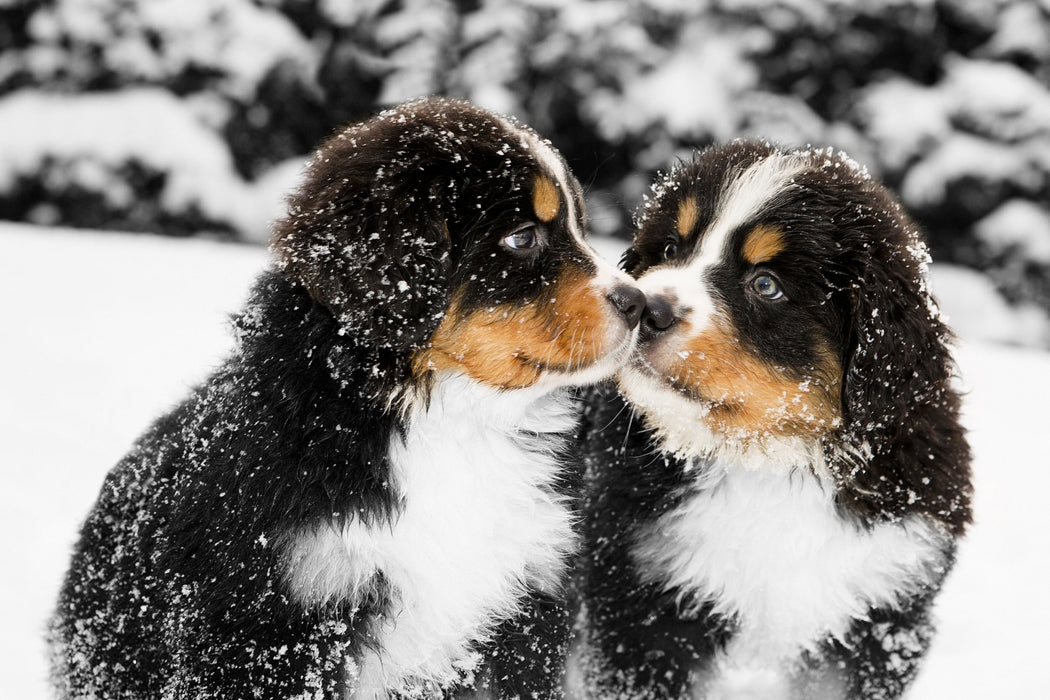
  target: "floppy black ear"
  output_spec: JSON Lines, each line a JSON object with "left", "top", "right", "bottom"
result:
{"left": 270, "top": 117, "right": 454, "bottom": 366}
{"left": 828, "top": 200, "right": 972, "bottom": 534}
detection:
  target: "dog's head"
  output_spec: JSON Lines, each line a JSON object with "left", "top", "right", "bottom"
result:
{"left": 618, "top": 141, "right": 971, "bottom": 528}
{"left": 271, "top": 98, "right": 641, "bottom": 400}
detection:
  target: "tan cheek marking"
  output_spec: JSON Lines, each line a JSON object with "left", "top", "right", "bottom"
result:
{"left": 741, "top": 224, "right": 786, "bottom": 265}
{"left": 677, "top": 198, "right": 699, "bottom": 239}
{"left": 665, "top": 319, "right": 841, "bottom": 440}
{"left": 539, "top": 270, "right": 612, "bottom": 370}
{"left": 532, "top": 175, "right": 561, "bottom": 223}
{"left": 413, "top": 268, "right": 613, "bottom": 389}
{"left": 413, "top": 303, "right": 544, "bottom": 389}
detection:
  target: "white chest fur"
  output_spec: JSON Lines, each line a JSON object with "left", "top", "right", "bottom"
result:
{"left": 631, "top": 465, "right": 949, "bottom": 698}
{"left": 283, "top": 376, "right": 578, "bottom": 697}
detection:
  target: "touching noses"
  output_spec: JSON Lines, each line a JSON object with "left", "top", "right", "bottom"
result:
{"left": 639, "top": 294, "right": 677, "bottom": 340}
{"left": 608, "top": 285, "right": 679, "bottom": 338}
{"left": 607, "top": 284, "right": 646, "bottom": 329}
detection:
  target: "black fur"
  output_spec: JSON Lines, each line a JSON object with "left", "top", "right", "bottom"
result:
{"left": 50, "top": 274, "right": 385, "bottom": 699}
{"left": 575, "top": 142, "right": 973, "bottom": 699}
{"left": 575, "top": 386, "right": 734, "bottom": 700}
{"left": 48, "top": 98, "right": 603, "bottom": 700}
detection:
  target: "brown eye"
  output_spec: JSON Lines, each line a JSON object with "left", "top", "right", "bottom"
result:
{"left": 662, "top": 241, "right": 678, "bottom": 260}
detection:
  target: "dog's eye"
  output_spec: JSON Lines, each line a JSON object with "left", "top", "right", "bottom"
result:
{"left": 750, "top": 273, "right": 785, "bottom": 300}
{"left": 662, "top": 241, "right": 678, "bottom": 260}
{"left": 501, "top": 225, "right": 539, "bottom": 251}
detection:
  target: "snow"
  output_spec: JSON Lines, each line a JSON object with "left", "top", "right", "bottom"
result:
{"left": 974, "top": 199, "right": 1050, "bottom": 265}
{"left": 983, "top": 1, "right": 1050, "bottom": 62}
{"left": 0, "top": 224, "right": 265, "bottom": 697}
{"left": 587, "top": 21, "right": 759, "bottom": 145}
{"left": 910, "top": 340, "right": 1050, "bottom": 700}
{"left": 942, "top": 57, "right": 1050, "bottom": 142}
{"left": 900, "top": 132, "right": 1039, "bottom": 208}
{"left": 859, "top": 77, "right": 951, "bottom": 171}
{"left": 376, "top": 1, "right": 457, "bottom": 105}
{"left": 0, "top": 89, "right": 233, "bottom": 196}
{"left": 931, "top": 264, "right": 1050, "bottom": 348}
{"left": 2, "top": 222, "right": 1049, "bottom": 698}
{"left": 27, "top": 0, "right": 310, "bottom": 98}
{"left": 860, "top": 55, "right": 1050, "bottom": 228}
{"left": 318, "top": 0, "right": 390, "bottom": 27}
{"left": 0, "top": 89, "right": 305, "bottom": 238}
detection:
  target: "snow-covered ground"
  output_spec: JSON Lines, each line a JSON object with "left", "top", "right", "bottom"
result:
{"left": 2, "top": 222, "right": 1048, "bottom": 698}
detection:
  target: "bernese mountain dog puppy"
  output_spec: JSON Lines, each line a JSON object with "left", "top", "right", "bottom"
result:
{"left": 49, "top": 98, "right": 644, "bottom": 700}
{"left": 574, "top": 141, "right": 973, "bottom": 700}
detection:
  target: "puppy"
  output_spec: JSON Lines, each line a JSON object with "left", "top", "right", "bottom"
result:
{"left": 575, "top": 141, "right": 972, "bottom": 699}
{"left": 48, "top": 98, "right": 644, "bottom": 700}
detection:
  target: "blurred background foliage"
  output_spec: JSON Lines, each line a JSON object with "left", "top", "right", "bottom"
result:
{"left": 2, "top": 0, "right": 1049, "bottom": 330}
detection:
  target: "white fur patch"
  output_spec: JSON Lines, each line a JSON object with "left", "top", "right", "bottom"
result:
{"left": 283, "top": 374, "right": 579, "bottom": 697}
{"left": 632, "top": 465, "right": 950, "bottom": 697}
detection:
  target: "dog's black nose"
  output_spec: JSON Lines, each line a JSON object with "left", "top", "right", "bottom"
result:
{"left": 607, "top": 284, "right": 645, "bottom": 329}
{"left": 640, "top": 295, "right": 677, "bottom": 339}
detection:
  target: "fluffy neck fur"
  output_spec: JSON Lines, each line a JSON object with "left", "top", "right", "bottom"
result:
{"left": 631, "top": 462, "right": 951, "bottom": 692}
{"left": 284, "top": 373, "right": 580, "bottom": 696}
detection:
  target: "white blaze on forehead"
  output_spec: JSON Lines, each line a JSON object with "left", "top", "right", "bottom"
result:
{"left": 635, "top": 153, "right": 809, "bottom": 327}
{"left": 694, "top": 153, "right": 809, "bottom": 272}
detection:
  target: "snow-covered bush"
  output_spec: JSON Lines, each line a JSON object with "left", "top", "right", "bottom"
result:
{"left": 1, "top": 0, "right": 1049, "bottom": 337}
{"left": 0, "top": 88, "right": 305, "bottom": 238}
{"left": 0, "top": 89, "right": 236, "bottom": 235}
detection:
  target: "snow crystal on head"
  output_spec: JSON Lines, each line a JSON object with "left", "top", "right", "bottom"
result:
{"left": 269, "top": 96, "right": 596, "bottom": 405}
{"left": 795, "top": 144, "right": 871, "bottom": 182}
{"left": 634, "top": 163, "right": 688, "bottom": 229}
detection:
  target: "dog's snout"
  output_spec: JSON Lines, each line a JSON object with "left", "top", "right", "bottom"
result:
{"left": 607, "top": 284, "right": 645, "bottom": 329}
{"left": 640, "top": 295, "right": 677, "bottom": 339}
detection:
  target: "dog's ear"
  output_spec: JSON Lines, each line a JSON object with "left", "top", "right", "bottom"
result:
{"left": 829, "top": 198, "right": 971, "bottom": 532}
{"left": 270, "top": 121, "right": 454, "bottom": 363}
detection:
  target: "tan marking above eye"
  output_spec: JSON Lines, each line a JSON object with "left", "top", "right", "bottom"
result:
{"left": 677, "top": 198, "right": 699, "bottom": 239}
{"left": 532, "top": 175, "right": 561, "bottom": 223}
{"left": 742, "top": 224, "right": 787, "bottom": 265}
